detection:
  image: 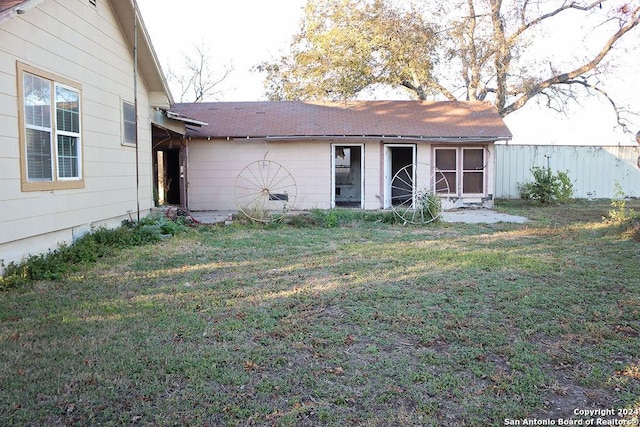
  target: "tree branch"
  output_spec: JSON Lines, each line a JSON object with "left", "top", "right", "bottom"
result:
{"left": 508, "top": 0, "right": 607, "bottom": 46}
{"left": 501, "top": 5, "right": 639, "bottom": 116}
{"left": 559, "top": 79, "right": 634, "bottom": 133}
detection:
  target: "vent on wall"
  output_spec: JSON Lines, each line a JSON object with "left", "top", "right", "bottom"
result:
{"left": 89, "top": 0, "right": 96, "bottom": 6}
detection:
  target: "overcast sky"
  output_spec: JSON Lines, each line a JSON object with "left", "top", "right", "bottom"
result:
{"left": 136, "top": 0, "right": 639, "bottom": 145}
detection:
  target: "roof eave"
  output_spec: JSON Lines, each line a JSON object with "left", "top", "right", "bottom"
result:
{"left": 194, "top": 134, "right": 511, "bottom": 143}
{"left": 110, "top": 0, "right": 174, "bottom": 106}
{"left": 165, "top": 110, "right": 209, "bottom": 127}
{"left": 0, "top": 0, "right": 46, "bottom": 25}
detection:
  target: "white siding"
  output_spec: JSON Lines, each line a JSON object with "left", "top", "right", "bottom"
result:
{"left": 0, "top": 0, "right": 157, "bottom": 269}
{"left": 495, "top": 145, "right": 640, "bottom": 199}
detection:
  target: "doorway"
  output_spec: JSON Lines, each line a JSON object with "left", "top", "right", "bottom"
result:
{"left": 151, "top": 123, "right": 186, "bottom": 208}
{"left": 163, "top": 149, "right": 181, "bottom": 205}
{"left": 383, "top": 145, "right": 416, "bottom": 209}
{"left": 332, "top": 145, "right": 363, "bottom": 208}
{"left": 155, "top": 149, "right": 182, "bottom": 206}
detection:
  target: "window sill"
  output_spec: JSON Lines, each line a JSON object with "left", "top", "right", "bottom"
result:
{"left": 21, "top": 180, "right": 85, "bottom": 192}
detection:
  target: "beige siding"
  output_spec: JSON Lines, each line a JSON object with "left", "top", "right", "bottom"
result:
{"left": 362, "top": 140, "right": 382, "bottom": 210}
{"left": 187, "top": 139, "right": 497, "bottom": 211}
{"left": 0, "top": 0, "right": 157, "bottom": 269}
{"left": 188, "top": 140, "right": 333, "bottom": 211}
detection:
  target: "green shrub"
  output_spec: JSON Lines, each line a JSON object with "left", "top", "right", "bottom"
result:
{"left": 0, "top": 213, "right": 188, "bottom": 290}
{"left": 518, "top": 167, "right": 574, "bottom": 204}
{"left": 606, "top": 183, "right": 640, "bottom": 241}
{"left": 608, "top": 183, "right": 636, "bottom": 223}
{"left": 415, "top": 189, "right": 442, "bottom": 223}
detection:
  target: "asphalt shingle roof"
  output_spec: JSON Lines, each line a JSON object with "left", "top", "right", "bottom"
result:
{"left": 170, "top": 100, "right": 512, "bottom": 141}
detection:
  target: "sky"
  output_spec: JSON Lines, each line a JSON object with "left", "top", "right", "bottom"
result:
{"left": 137, "top": 0, "right": 307, "bottom": 102}
{"left": 136, "top": 0, "right": 639, "bottom": 146}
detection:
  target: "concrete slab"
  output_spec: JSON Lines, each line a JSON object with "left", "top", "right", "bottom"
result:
{"left": 441, "top": 209, "right": 528, "bottom": 224}
{"left": 189, "top": 211, "right": 234, "bottom": 224}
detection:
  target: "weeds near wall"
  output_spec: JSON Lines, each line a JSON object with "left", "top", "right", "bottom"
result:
{"left": 608, "top": 183, "right": 636, "bottom": 223}
{"left": 416, "top": 189, "right": 443, "bottom": 223}
{"left": 0, "top": 213, "right": 188, "bottom": 290}
{"left": 607, "top": 182, "right": 640, "bottom": 241}
{"left": 518, "top": 166, "right": 574, "bottom": 203}
{"left": 234, "top": 208, "right": 400, "bottom": 228}
{"left": 287, "top": 209, "right": 400, "bottom": 227}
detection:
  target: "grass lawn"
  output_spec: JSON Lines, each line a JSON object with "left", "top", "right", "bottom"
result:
{"left": 1, "top": 200, "right": 639, "bottom": 426}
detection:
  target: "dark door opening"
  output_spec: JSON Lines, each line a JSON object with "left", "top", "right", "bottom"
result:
{"left": 390, "top": 146, "right": 414, "bottom": 206}
{"left": 164, "top": 149, "right": 181, "bottom": 205}
{"left": 151, "top": 123, "right": 185, "bottom": 208}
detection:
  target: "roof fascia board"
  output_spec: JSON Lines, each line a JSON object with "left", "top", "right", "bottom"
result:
{"left": 165, "top": 110, "right": 208, "bottom": 127}
{"left": 222, "top": 135, "right": 507, "bottom": 143}
{"left": 151, "top": 109, "right": 186, "bottom": 135}
{"left": 110, "top": 0, "right": 174, "bottom": 105}
{"left": 133, "top": 0, "right": 173, "bottom": 105}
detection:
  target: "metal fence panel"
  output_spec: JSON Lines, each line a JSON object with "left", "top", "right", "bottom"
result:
{"left": 495, "top": 145, "right": 640, "bottom": 199}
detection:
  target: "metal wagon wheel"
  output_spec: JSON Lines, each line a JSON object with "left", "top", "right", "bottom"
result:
{"left": 390, "top": 163, "right": 450, "bottom": 224}
{"left": 234, "top": 160, "right": 297, "bottom": 222}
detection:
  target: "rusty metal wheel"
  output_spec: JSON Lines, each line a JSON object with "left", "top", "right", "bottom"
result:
{"left": 390, "top": 163, "right": 450, "bottom": 224}
{"left": 234, "top": 160, "right": 297, "bottom": 222}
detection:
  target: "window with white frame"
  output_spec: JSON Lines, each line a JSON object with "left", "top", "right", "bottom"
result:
{"left": 19, "top": 63, "right": 83, "bottom": 191}
{"left": 434, "top": 147, "right": 486, "bottom": 196}
{"left": 122, "top": 100, "right": 136, "bottom": 145}
{"left": 462, "top": 148, "right": 484, "bottom": 194}
{"left": 435, "top": 148, "right": 457, "bottom": 194}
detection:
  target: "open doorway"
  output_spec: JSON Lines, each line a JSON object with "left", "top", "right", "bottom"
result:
{"left": 383, "top": 145, "right": 416, "bottom": 209}
{"left": 160, "top": 149, "right": 181, "bottom": 205}
{"left": 152, "top": 124, "right": 185, "bottom": 208}
{"left": 332, "top": 145, "right": 363, "bottom": 208}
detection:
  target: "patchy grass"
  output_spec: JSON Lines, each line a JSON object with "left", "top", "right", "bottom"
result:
{"left": 495, "top": 197, "right": 640, "bottom": 227}
{"left": 1, "top": 201, "right": 639, "bottom": 426}
{"left": 0, "top": 213, "right": 189, "bottom": 290}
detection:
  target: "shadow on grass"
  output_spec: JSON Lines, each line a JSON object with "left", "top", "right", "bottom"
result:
{"left": 1, "top": 209, "right": 639, "bottom": 425}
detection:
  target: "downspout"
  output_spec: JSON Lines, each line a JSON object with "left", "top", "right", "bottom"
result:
{"left": 133, "top": 0, "right": 140, "bottom": 221}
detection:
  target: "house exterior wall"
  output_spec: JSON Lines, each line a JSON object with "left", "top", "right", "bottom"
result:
{"left": 495, "top": 145, "right": 640, "bottom": 199}
{"left": 364, "top": 140, "right": 382, "bottom": 210}
{"left": 0, "top": 0, "right": 157, "bottom": 271}
{"left": 186, "top": 139, "right": 496, "bottom": 211}
{"left": 187, "top": 139, "right": 333, "bottom": 211}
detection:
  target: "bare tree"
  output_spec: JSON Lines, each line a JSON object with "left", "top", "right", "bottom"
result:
{"left": 464, "top": 1, "right": 640, "bottom": 122}
{"left": 167, "top": 42, "right": 233, "bottom": 103}
{"left": 259, "top": 0, "right": 639, "bottom": 131}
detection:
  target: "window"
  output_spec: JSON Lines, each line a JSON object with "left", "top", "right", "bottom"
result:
{"left": 434, "top": 147, "right": 486, "bottom": 196}
{"left": 462, "top": 148, "right": 484, "bottom": 194}
{"left": 435, "top": 148, "right": 457, "bottom": 194}
{"left": 18, "top": 63, "right": 83, "bottom": 191}
{"left": 122, "top": 100, "right": 136, "bottom": 145}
